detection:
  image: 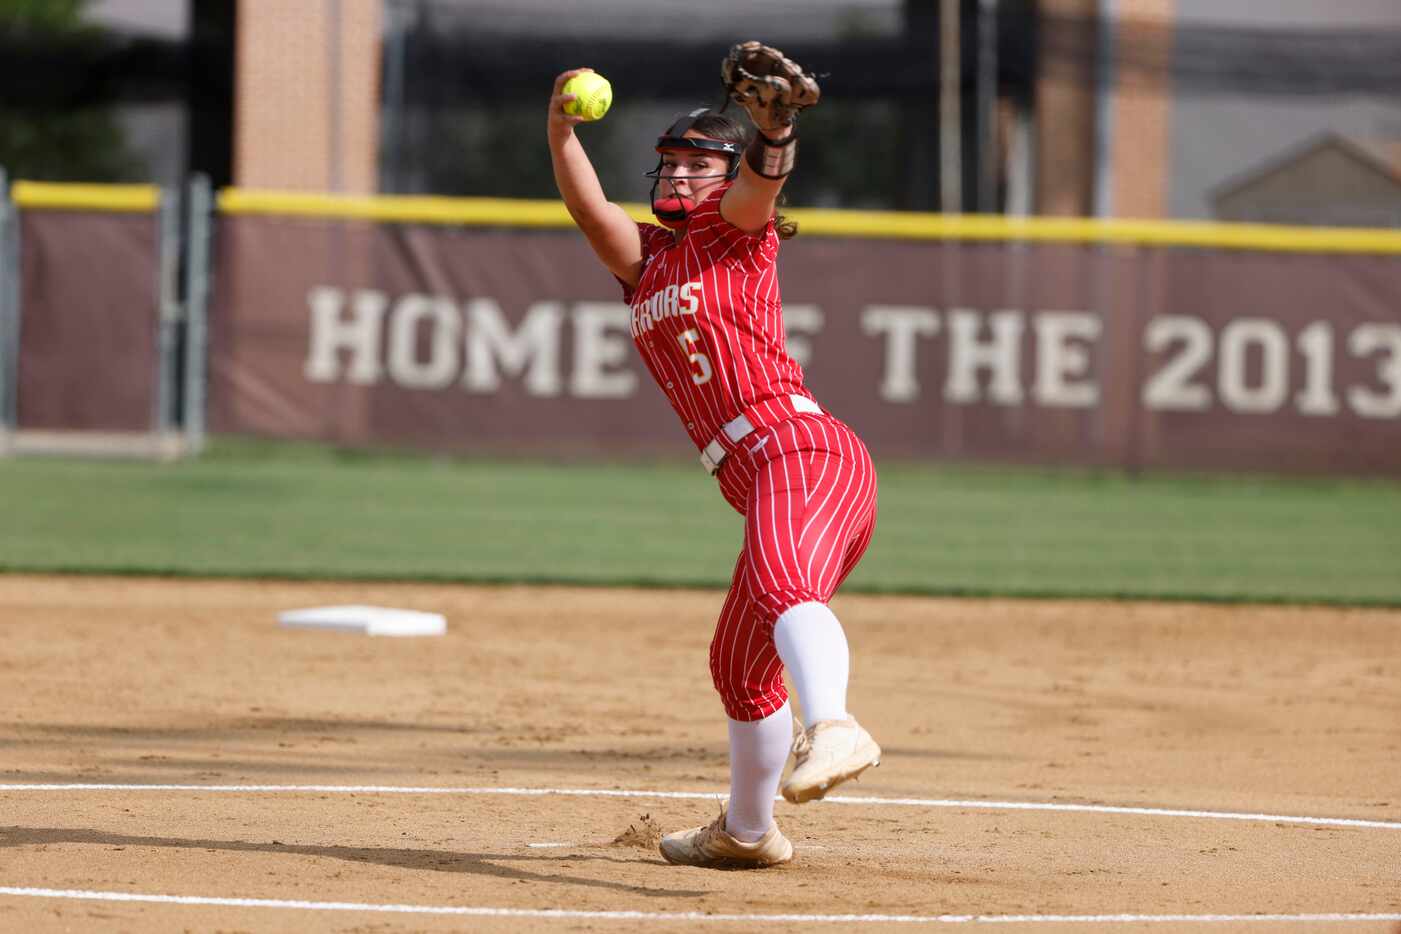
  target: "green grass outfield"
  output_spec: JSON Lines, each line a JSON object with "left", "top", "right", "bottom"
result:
{"left": 2, "top": 438, "right": 1399, "bottom": 606}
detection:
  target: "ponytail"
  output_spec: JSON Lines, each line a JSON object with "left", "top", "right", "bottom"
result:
{"left": 774, "top": 193, "right": 798, "bottom": 239}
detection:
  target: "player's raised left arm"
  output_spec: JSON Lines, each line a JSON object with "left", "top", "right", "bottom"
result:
{"left": 723, "top": 125, "right": 795, "bottom": 235}
{"left": 718, "top": 42, "right": 820, "bottom": 236}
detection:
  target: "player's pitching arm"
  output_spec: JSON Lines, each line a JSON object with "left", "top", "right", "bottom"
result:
{"left": 547, "top": 68, "right": 643, "bottom": 288}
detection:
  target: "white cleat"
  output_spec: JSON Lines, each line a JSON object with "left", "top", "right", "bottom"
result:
{"left": 781, "top": 717, "right": 882, "bottom": 804}
{"left": 659, "top": 811, "right": 794, "bottom": 869}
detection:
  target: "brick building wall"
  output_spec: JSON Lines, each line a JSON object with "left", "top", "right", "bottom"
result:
{"left": 1108, "top": 0, "right": 1173, "bottom": 218}
{"left": 1034, "top": 0, "right": 1174, "bottom": 219}
{"left": 1035, "top": 0, "right": 1098, "bottom": 216}
{"left": 234, "top": 0, "right": 382, "bottom": 193}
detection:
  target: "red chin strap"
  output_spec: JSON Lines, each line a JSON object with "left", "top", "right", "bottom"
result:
{"left": 651, "top": 195, "right": 697, "bottom": 229}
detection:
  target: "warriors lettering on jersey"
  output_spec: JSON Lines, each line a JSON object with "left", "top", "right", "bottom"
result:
{"left": 620, "top": 183, "right": 810, "bottom": 453}
{"left": 630, "top": 281, "right": 702, "bottom": 337}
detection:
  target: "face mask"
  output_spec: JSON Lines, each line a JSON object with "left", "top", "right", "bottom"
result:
{"left": 650, "top": 193, "right": 697, "bottom": 229}
{"left": 646, "top": 110, "right": 741, "bottom": 229}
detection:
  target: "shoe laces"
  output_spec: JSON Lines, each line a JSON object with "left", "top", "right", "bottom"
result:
{"left": 791, "top": 718, "right": 854, "bottom": 762}
{"left": 697, "top": 807, "right": 729, "bottom": 845}
{"left": 790, "top": 723, "right": 812, "bottom": 761}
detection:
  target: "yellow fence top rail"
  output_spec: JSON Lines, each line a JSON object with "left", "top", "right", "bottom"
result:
{"left": 11, "top": 181, "right": 161, "bottom": 213}
{"left": 217, "top": 188, "right": 1401, "bottom": 255}
{"left": 218, "top": 189, "right": 593, "bottom": 227}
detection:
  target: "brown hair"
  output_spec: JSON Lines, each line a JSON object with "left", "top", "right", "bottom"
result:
{"left": 688, "top": 111, "right": 799, "bottom": 240}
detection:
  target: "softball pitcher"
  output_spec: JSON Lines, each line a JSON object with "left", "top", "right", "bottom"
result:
{"left": 547, "top": 41, "right": 881, "bottom": 869}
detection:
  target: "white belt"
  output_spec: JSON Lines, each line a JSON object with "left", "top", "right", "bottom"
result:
{"left": 700, "top": 394, "right": 823, "bottom": 475}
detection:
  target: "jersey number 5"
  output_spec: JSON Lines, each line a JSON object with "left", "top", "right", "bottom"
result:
{"left": 678, "top": 329, "right": 713, "bottom": 385}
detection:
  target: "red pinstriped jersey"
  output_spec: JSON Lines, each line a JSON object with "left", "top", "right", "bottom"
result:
{"left": 620, "top": 183, "right": 814, "bottom": 451}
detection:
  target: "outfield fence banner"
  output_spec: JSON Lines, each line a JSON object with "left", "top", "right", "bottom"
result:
{"left": 208, "top": 207, "right": 1401, "bottom": 474}
{"left": 211, "top": 216, "right": 674, "bottom": 456}
{"left": 16, "top": 207, "right": 162, "bottom": 433}
{"left": 0, "top": 169, "right": 15, "bottom": 434}
{"left": 0, "top": 180, "right": 203, "bottom": 460}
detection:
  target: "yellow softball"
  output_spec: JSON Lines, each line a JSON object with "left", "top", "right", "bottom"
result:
{"left": 562, "top": 72, "right": 612, "bottom": 121}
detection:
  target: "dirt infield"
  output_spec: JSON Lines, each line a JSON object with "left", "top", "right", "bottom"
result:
{"left": 1, "top": 574, "right": 1399, "bottom": 932}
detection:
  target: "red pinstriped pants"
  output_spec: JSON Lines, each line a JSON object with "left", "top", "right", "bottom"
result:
{"left": 710, "top": 413, "right": 878, "bottom": 722}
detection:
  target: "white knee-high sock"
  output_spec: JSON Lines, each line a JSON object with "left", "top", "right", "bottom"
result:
{"left": 773, "top": 601, "right": 850, "bottom": 726}
{"left": 725, "top": 701, "right": 793, "bottom": 842}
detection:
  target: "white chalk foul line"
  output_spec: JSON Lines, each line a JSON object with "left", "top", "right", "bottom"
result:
{"left": 0, "top": 888, "right": 1397, "bottom": 925}
{"left": 2, "top": 783, "right": 1399, "bottom": 831}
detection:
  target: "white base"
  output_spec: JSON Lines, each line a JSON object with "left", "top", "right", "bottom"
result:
{"left": 277, "top": 605, "right": 447, "bottom": 637}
